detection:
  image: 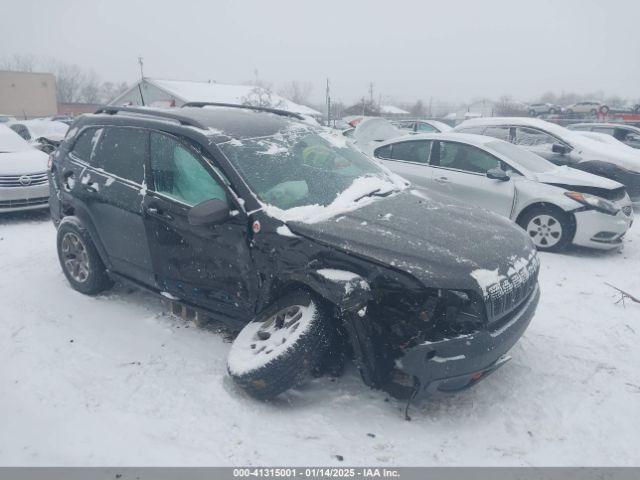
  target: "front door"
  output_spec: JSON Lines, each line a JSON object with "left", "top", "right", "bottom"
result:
{"left": 143, "top": 131, "right": 254, "bottom": 320}
{"left": 428, "top": 141, "right": 515, "bottom": 218}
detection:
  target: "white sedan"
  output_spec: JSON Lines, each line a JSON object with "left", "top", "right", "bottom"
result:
{"left": 0, "top": 125, "right": 50, "bottom": 213}
{"left": 372, "top": 132, "right": 634, "bottom": 251}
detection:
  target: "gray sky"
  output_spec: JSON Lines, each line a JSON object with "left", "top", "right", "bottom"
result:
{"left": 2, "top": 0, "right": 639, "bottom": 105}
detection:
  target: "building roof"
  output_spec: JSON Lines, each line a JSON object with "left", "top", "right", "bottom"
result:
{"left": 112, "top": 78, "right": 321, "bottom": 116}
{"left": 380, "top": 105, "right": 409, "bottom": 115}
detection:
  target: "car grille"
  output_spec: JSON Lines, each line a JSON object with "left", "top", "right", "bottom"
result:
{"left": 0, "top": 172, "right": 49, "bottom": 187}
{"left": 485, "top": 255, "right": 540, "bottom": 327}
{"left": 0, "top": 196, "right": 49, "bottom": 208}
{"left": 622, "top": 206, "right": 633, "bottom": 217}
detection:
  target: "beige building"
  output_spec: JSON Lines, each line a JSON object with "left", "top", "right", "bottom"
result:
{"left": 0, "top": 70, "right": 58, "bottom": 119}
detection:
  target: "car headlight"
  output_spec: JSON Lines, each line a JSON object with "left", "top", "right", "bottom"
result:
{"left": 564, "top": 191, "right": 620, "bottom": 215}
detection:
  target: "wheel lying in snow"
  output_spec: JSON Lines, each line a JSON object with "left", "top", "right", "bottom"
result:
{"left": 227, "top": 291, "right": 332, "bottom": 400}
{"left": 517, "top": 206, "right": 575, "bottom": 252}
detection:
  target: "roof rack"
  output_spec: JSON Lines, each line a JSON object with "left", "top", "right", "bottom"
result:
{"left": 182, "top": 102, "right": 305, "bottom": 120}
{"left": 94, "top": 106, "right": 208, "bottom": 130}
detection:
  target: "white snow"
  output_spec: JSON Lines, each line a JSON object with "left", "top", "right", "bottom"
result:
{"left": 316, "top": 269, "right": 361, "bottom": 282}
{"left": 276, "top": 225, "right": 298, "bottom": 238}
{"left": 226, "top": 302, "right": 317, "bottom": 376}
{"left": 1, "top": 211, "right": 640, "bottom": 466}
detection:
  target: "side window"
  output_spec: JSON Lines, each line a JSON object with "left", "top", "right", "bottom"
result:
{"left": 374, "top": 144, "right": 392, "bottom": 159}
{"left": 483, "top": 126, "right": 511, "bottom": 141}
{"left": 513, "top": 127, "right": 560, "bottom": 147}
{"left": 416, "top": 122, "right": 436, "bottom": 133}
{"left": 437, "top": 142, "right": 500, "bottom": 174}
{"left": 10, "top": 124, "right": 31, "bottom": 140}
{"left": 93, "top": 127, "right": 146, "bottom": 183}
{"left": 593, "top": 126, "right": 615, "bottom": 136}
{"left": 389, "top": 141, "right": 432, "bottom": 163}
{"left": 150, "top": 132, "right": 227, "bottom": 207}
{"left": 70, "top": 127, "right": 103, "bottom": 165}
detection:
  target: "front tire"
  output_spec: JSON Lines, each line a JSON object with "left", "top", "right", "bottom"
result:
{"left": 227, "top": 290, "right": 333, "bottom": 400}
{"left": 518, "top": 207, "right": 575, "bottom": 252}
{"left": 56, "top": 219, "right": 113, "bottom": 295}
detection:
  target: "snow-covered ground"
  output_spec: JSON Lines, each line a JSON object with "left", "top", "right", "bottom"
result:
{"left": 1, "top": 210, "right": 639, "bottom": 466}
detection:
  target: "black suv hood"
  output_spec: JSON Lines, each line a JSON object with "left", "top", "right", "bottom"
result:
{"left": 287, "top": 189, "right": 536, "bottom": 294}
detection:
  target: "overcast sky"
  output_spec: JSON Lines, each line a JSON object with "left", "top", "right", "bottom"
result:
{"left": 2, "top": 0, "right": 639, "bottom": 105}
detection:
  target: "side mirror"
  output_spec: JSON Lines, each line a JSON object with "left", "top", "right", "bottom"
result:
{"left": 188, "top": 198, "right": 229, "bottom": 226}
{"left": 486, "top": 168, "right": 510, "bottom": 181}
{"left": 552, "top": 143, "right": 570, "bottom": 155}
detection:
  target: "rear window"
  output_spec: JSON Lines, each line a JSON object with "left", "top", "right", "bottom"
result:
{"left": 93, "top": 127, "right": 147, "bottom": 184}
{"left": 71, "top": 128, "right": 103, "bottom": 164}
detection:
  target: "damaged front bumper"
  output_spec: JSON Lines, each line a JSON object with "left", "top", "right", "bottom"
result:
{"left": 397, "top": 283, "right": 540, "bottom": 397}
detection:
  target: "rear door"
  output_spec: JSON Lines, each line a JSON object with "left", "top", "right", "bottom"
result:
{"left": 87, "top": 126, "right": 155, "bottom": 286}
{"left": 512, "top": 126, "right": 575, "bottom": 165}
{"left": 428, "top": 140, "right": 515, "bottom": 217}
{"left": 375, "top": 140, "right": 434, "bottom": 187}
{"left": 142, "top": 131, "right": 255, "bottom": 319}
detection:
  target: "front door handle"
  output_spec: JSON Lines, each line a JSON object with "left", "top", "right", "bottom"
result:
{"left": 146, "top": 206, "right": 174, "bottom": 222}
{"left": 435, "top": 176, "right": 450, "bottom": 184}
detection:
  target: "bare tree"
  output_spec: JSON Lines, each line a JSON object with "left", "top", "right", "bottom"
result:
{"left": 240, "top": 85, "right": 285, "bottom": 109}
{"left": 48, "top": 61, "right": 85, "bottom": 103}
{"left": 279, "top": 81, "right": 313, "bottom": 105}
{"left": 0, "top": 54, "right": 38, "bottom": 72}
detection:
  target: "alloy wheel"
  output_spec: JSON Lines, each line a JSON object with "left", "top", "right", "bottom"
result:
{"left": 61, "top": 232, "right": 91, "bottom": 283}
{"left": 526, "top": 214, "right": 563, "bottom": 248}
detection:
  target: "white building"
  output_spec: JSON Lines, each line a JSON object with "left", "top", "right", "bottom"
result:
{"left": 109, "top": 78, "right": 321, "bottom": 117}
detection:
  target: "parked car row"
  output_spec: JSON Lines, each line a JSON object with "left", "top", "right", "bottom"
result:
{"left": 526, "top": 101, "right": 610, "bottom": 117}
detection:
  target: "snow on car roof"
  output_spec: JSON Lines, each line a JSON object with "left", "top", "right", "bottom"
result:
{"left": 378, "top": 131, "right": 497, "bottom": 148}
{"left": 9, "top": 119, "right": 69, "bottom": 138}
{"left": 457, "top": 116, "right": 570, "bottom": 136}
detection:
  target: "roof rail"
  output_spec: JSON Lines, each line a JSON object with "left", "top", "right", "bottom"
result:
{"left": 94, "top": 106, "right": 208, "bottom": 129}
{"left": 182, "top": 102, "right": 305, "bottom": 120}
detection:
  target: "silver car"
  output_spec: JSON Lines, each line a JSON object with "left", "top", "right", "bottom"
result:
{"left": 0, "top": 125, "right": 50, "bottom": 213}
{"left": 373, "top": 132, "right": 633, "bottom": 251}
{"left": 567, "top": 123, "right": 640, "bottom": 150}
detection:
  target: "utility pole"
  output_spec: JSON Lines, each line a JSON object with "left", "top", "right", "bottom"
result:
{"left": 325, "top": 78, "right": 331, "bottom": 127}
{"left": 137, "top": 55, "right": 146, "bottom": 106}
{"left": 368, "top": 82, "right": 374, "bottom": 104}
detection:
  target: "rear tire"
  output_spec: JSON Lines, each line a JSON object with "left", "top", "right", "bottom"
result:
{"left": 517, "top": 206, "right": 575, "bottom": 252}
{"left": 227, "top": 290, "right": 333, "bottom": 400}
{"left": 56, "top": 218, "right": 113, "bottom": 295}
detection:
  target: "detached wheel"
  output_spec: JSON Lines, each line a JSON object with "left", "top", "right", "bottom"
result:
{"left": 518, "top": 206, "right": 575, "bottom": 252}
{"left": 227, "top": 291, "right": 332, "bottom": 400}
{"left": 57, "top": 219, "right": 113, "bottom": 295}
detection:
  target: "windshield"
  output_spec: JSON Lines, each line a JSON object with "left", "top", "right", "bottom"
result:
{"left": 0, "top": 125, "right": 33, "bottom": 153}
{"left": 487, "top": 140, "right": 556, "bottom": 173}
{"left": 218, "top": 126, "right": 398, "bottom": 212}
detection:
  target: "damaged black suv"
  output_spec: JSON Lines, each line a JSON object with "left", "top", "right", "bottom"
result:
{"left": 49, "top": 103, "right": 540, "bottom": 400}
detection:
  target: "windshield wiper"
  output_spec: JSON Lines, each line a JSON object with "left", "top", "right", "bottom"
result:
{"left": 354, "top": 188, "right": 394, "bottom": 202}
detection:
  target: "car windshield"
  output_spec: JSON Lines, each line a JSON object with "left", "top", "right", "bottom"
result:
{"left": 0, "top": 125, "right": 33, "bottom": 153}
{"left": 218, "top": 126, "right": 398, "bottom": 212}
{"left": 487, "top": 140, "right": 556, "bottom": 173}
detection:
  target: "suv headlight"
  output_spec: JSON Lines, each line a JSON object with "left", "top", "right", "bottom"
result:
{"left": 564, "top": 191, "right": 620, "bottom": 215}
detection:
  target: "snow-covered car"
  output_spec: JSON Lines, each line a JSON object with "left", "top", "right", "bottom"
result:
{"left": 0, "top": 125, "right": 50, "bottom": 212}
{"left": 393, "top": 119, "right": 453, "bottom": 134}
{"left": 373, "top": 133, "right": 634, "bottom": 251}
{"left": 0, "top": 114, "right": 17, "bottom": 123}
{"left": 454, "top": 117, "right": 640, "bottom": 201}
{"left": 49, "top": 103, "right": 540, "bottom": 401}
{"left": 526, "top": 103, "right": 561, "bottom": 116}
{"left": 8, "top": 119, "right": 69, "bottom": 153}
{"left": 563, "top": 101, "right": 609, "bottom": 116}
{"left": 567, "top": 123, "right": 640, "bottom": 150}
